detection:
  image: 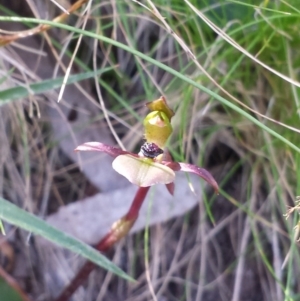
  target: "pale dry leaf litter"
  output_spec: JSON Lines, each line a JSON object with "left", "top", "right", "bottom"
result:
{"left": 46, "top": 174, "right": 204, "bottom": 245}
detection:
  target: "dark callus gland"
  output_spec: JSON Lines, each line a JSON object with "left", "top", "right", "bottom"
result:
{"left": 140, "top": 142, "right": 163, "bottom": 158}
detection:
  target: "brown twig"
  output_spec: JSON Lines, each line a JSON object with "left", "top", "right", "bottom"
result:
{"left": 0, "top": 0, "right": 89, "bottom": 46}
{"left": 54, "top": 186, "right": 150, "bottom": 301}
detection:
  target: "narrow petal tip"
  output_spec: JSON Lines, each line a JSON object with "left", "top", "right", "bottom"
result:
{"left": 178, "top": 163, "right": 219, "bottom": 194}
{"left": 75, "top": 142, "right": 135, "bottom": 158}
{"left": 165, "top": 182, "right": 175, "bottom": 195}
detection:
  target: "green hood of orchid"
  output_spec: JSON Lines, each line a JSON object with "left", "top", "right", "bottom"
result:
{"left": 143, "top": 96, "right": 174, "bottom": 148}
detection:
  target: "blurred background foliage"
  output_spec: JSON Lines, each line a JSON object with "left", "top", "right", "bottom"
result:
{"left": 0, "top": 0, "right": 300, "bottom": 301}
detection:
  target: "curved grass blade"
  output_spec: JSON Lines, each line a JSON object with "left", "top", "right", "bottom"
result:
{"left": 0, "top": 17, "right": 298, "bottom": 154}
{"left": 0, "top": 198, "right": 133, "bottom": 282}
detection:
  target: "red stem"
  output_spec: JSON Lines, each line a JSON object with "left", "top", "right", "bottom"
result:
{"left": 123, "top": 186, "right": 150, "bottom": 221}
{"left": 54, "top": 186, "right": 150, "bottom": 301}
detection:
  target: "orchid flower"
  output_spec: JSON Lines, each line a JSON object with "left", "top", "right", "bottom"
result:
{"left": 75, "top": 97, "right": 219, "bottom": 194}
{"left": 56, "top": 97, "right": 219, "bottom": 301}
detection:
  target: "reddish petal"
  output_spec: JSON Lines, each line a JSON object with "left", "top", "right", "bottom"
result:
{"left": 178, "top": 163, "right": 219, "bottom": 194}
{"left": 165, "top": 182, "right": 175, "bottom": 195}
{"left": 75, "top": 142, "right": 138, "bottom": 158}
{"left": 162, "top": 149, "right": 173, "bottom": 162}
{"left": 162, "top": 161, "right": 181, "bottom": 171}
{"left": 112, "top": 155, "right": 175, "bottom": 187}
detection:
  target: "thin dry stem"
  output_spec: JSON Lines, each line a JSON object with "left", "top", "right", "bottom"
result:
{"left": 0, "top": 0, "right": 89, "bottom": 46}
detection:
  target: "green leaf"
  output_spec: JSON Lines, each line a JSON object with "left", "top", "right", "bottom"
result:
{"left": 0, "top": 198, "right": 133, "bottom": 281}
{"left": 0, "top": 278, "right": 23, "bottom": 301}
{"left": 0, "top": 66, "right": 114, "bottom": 104}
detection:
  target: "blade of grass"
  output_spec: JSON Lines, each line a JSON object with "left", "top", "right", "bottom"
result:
{"left": 0, "top": 197, "right": 133, "bottom": 281}
{"left": 0, "top": 278, "right": 24, "bottom": 301}
{"left": 0, "top": 219, "right": 5, "bottom": 234}
{"left": 0, "top": 66, "right": 115, "bottom": 104}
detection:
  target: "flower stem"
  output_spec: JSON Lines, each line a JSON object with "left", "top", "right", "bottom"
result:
{"left": 124, "top": 186, "right": 150, "bottom": 221}
{"left": 54, "top": 186, "right": 150, "bottom": 301}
